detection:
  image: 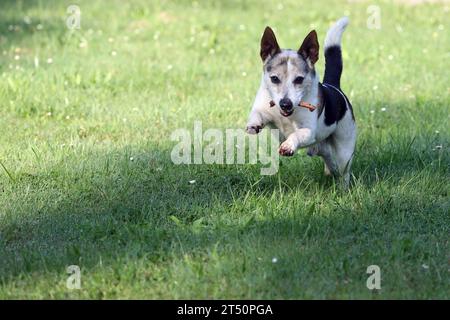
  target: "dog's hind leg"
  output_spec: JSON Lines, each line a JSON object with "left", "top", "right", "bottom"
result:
{"left": 333, "top": 134, "right": 356, "bottom": 189}
{"left": 315, "top": 140, "right": 340, "bottom": 177}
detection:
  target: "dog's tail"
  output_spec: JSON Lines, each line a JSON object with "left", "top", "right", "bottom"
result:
{"left": 323, "top": 17, "right": 349, "bottom": 88}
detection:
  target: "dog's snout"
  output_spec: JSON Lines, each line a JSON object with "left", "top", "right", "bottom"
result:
{"left": 279, "top": 98, "right": 293, "bottom": 110}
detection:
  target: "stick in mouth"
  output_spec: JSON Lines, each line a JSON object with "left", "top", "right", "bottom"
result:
{"left": 298, "top": 101, "right": 316, "bottom": 112}
{"left": 269, "top": 100, "right": 316, "bottom": 112}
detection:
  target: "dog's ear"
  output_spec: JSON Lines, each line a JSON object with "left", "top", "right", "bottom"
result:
{"left": 260, "top": 26, "right": 281, "bottom": 61}
{"left": 298, "top": 30, "right": 319, "bottom": 64}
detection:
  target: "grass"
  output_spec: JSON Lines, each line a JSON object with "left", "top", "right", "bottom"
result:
{"left": 0, "top": 0, "right": 449, "bottom": 299}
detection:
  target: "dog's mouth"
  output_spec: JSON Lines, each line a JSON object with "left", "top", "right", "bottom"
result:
{"left": 280, "top": 109, "right": 293, "bottom": 117}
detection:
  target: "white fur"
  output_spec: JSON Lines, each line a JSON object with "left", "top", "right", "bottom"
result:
{"left": 324, "top": 17, "right": 349, "bottom": 50}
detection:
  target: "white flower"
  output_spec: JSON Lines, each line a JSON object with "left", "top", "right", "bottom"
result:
{"left": 370, "top": 110, "right": 375, "bottom": 114}
{"left": 422, "top": 264, "right": 429, "bottom": 269}
{"left": 189, "top": 180, "right": 196, "bottom": 184}
{"left": 129, "top": 157, "right": 134, "bottom": 161}
{"left": 111, "top": 51, "right": 117, "bottom": 56}
{"left": 381, "top": 107, "right": 386, "bottom": 112}
{"left": 272, "top": 257, "right": 278, "bottom": 263}
{"left": 47, "top": 58, "right": 53, "bottom": 64}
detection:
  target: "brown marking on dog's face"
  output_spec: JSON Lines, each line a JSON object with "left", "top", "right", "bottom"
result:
{"left": 262, "top": 52, "right": 316, "bottom": 115}
{"left": 260, "top": 29, "right": 320, "bottom": 116}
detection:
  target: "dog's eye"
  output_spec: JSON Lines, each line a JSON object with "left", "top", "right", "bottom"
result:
{"left": 270, "top": 76, "right": 281, "bottom": 84}
{"left": 293, "top": 76, "right": 304, "bottom": 85}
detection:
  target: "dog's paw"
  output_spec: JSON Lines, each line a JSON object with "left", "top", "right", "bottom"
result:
{"left": 246, "top": 124, "right": 263, "bottom": 134}
{"left": 279, "top": 140, "right": 296, "bottom": 157}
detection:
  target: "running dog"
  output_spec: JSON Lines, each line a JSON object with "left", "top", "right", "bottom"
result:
{"left": 246, "top": 17, "right": 356, "bottom": 188}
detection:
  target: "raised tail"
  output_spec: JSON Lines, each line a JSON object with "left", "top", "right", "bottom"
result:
{"left": 323, "top": 17, "right": 349, "bottom": 88}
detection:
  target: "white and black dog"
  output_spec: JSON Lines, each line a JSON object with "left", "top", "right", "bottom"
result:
{"left": 246, "top": 17, "right": 356, "bottom": 188}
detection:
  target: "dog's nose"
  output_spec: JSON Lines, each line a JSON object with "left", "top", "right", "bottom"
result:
{"left": 279, "top": 98, "right": 293, "bottom": 110}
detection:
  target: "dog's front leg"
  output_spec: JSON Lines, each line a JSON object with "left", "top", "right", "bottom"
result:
{"left": 246, "top": 109, "right": 267, "bottom": 134}
{"left": 246, "top": 84, "right": 272, "bottom": 134}
{"left": 279, "top": 128, "right": 316, "bottom": 156}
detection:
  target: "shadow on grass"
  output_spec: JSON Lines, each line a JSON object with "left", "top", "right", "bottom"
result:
{"left": 0, "top": 130, "right": 448, "bottom": 298}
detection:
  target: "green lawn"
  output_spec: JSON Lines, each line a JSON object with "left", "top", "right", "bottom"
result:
{"left": 0, "top": 0, "right": 448, "bottom": 299}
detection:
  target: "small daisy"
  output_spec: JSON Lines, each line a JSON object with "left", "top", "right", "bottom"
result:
{"left": 381, "top": 107, "right": 386, "bottom": 112}
{"left": 47, "top": 58, "right": 53, "bottom": 64}
{"left": 189, "top": 180, "right": 196, "bottom": 184}
{"left": 272, "top": 257, "right": 278, "bottom": 263}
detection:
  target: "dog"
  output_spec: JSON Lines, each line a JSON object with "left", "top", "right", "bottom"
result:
{"left": 246, "top": 17, "right": 356, "bottom": 188}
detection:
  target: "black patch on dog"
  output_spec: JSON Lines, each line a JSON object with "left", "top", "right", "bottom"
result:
{"left": 319, "top": 83, "right": 350, "bottom": 126}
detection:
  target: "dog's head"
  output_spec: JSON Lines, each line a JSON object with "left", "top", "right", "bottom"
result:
{"left": 260, "top": 27, "right": 319, "bottom": 117}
